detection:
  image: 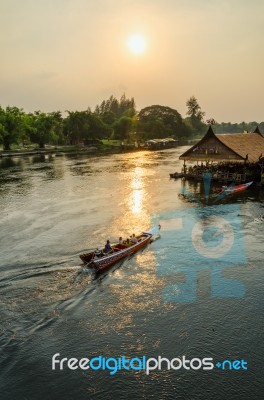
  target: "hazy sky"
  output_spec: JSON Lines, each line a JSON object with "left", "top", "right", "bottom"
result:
{"left": 1, "top": 0, "right": 264, "bottom": 122}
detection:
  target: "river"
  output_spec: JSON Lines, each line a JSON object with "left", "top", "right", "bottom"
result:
{"left": 0, "top": 148, "right": 263, "bottom": 399}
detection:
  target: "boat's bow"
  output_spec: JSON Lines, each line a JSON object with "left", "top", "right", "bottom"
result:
{"left": 142, "top": 224, "right": 161, "bottom": 237}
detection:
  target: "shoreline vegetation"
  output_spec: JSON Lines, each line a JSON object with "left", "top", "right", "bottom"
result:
{"left": 2, "top": 93, "right": 264, "bottom": 156}
{"left": 0, "top": 139, "right": 195, "bottom": 158}
{"left": 0, "top": 143, "right": 139, "bottom": 158}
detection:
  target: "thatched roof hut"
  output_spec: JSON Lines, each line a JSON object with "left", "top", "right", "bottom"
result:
{"left": 180, "top": 126, "right": 264, "bottom": 163}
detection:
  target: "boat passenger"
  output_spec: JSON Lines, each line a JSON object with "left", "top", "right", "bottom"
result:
{"left": 130, "top": 234, "right": 138, "bottom": 244}
{"left": 94, "top": 248, "right": 102, "bottom": 259}
{"left": 104, "top": 240, "right": 112, "bottom": 253}
{"left": 119, "top": 237, "right": 123, "bottom": 244}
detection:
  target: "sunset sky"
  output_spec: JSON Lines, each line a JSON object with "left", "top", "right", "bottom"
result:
{"left": 1, "top": 0, "right": 264, "bottom": 122}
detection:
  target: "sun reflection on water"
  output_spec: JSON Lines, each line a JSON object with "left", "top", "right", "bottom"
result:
{"left": 109, "top": 157, "right": 154, "bottom": 238}
{"left": 131, "top": 189, "right": 143, "bottom": 214}
{"left": 130, "top": 167, "right": 145, "bottom": 214}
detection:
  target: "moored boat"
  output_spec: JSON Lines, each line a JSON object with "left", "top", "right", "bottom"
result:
{"left": 80, "top": 225, "right": 160, "bottom": 272}
{"left": 217, "top": 181, "right": 253, "bottom": 194}
{"left": 169, "top": 172, "right": 184, "bottom": 179}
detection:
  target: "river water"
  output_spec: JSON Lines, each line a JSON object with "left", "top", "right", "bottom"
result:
{"left": 0, "top": 148, "right": 263, "bottom": 399}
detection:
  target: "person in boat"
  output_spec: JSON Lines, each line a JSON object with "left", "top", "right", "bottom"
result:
{"left": 119, "top": 237, "right": 123, "bottom": 244}
{"left": 104, "top": 240, "right": 112, "bottom": 254}
{"left": 130, "top": 234, "right": 138, "bottom": 244}
{"left": 94, "top": 248, "right": 102, "bottom": 259}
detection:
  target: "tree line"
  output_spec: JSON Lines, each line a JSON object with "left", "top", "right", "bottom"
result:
{"left": 0, "top": 94, "right": 262, "bottom": 151}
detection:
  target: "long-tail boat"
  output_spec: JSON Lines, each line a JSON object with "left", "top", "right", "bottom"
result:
{"left": 216, "top": 181, "right": 253, "bottom": 194}
{"left": 80, "top": 225, "right": 160, "bottom": 272}
{"left": 169, "top": 172, "right": 184, "bottom": 179}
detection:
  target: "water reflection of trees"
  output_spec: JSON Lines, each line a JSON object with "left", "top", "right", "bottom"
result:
{"left": 32, "top": 154, "right": 47, "bottom": 163}
{"left": 0, "top": 157, "right": 25, "bottom": 187}
{"left": 29, "top": 155, "right": 65, "bottom": 180}
{"left": 0, "top": 155, "right": 66, "bottom": 202}
{"left": 0, "top": 157, "right": 24, "bottom": 169}
{"left": 0, "top": 157, "right": 30, "bottom": 198}
{"left": 69, "top": 164, "right": 93, "bottom": 176}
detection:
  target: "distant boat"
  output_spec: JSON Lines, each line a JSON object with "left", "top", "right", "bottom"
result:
{"left": 217, "top": 181, "right": 253, "bottom": 194}
{"left": 169, "top": 172, "right": 184, "bottom": 179}
{"left": 80, "top": 225, "right": 160, "bottom": 272}
{"left": 144, "top": 138, "right": 178, "bottom": 150}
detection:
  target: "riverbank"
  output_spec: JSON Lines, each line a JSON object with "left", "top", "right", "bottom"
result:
{"left": 0, "top": 144, "right": 144, "bottom": 158}
{"left": 0, "top": 139, "right": 198, "bottom": 158}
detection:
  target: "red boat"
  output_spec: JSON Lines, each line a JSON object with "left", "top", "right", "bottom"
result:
{"left": 216, "top": 181, "right": 253, "bottom": 194}
{"left": 80, "top": 225, "right": 160, "bottom": 272}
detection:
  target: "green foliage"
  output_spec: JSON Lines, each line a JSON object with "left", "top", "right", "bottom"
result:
{"left": 113, "top": 116, "right": 132, "bottom": 140}
{"left": 186, "top": 96, "right": 206, "bottom": 135}
{"left": 51, "top": 111, "right": 64, "bottom": 145}
{"left": 95, "top": 94, "right": 136, "bottom": 119}
{"left": 1, "top": 94, "right": 263, "bottom": 151}
{"left": 88, "top": 113, "right": 111, "bottom": 140}
{"left": 212, "top": 121, "right": 263, "bottom": 134}
{"left": 63, "top": 110, "right": 110, "bottom": 145}
{"left": 186, "top": 96, "right": 205, "bottom": 119}
{"left": 137, "top": 105, "right": 191, "bottom": 140}
{"left": 0, "top": 106, "right": 25, "bottom": 150}
{"left": 94, "top": 93, "right": 136, "bottom": 141}
{"left": 99, "top": 111, "right": 116, "bottom": 126}
{"left": 29, "top": 111, "right": 59, "bottom": 148}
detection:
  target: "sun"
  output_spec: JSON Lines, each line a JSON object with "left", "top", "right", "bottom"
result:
{"left": 127, "top": 35, "right": 146, "bottom": 54}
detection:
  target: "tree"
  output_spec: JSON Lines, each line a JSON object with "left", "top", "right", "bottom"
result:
{"left": 206, "top": 118, "right": 217, "bottom": 126}
{"left": 63, "top": 110, "right": 110, "bottom": 145}
{"left": 95, "top": 94, "right": 136, "bottom": 119}
{"left": 186, "top": 96, "right": 205, "bottom": 120}
{"left": 113, "top": 116, "right": 132, "bottom": 140}
{"left": 50, "top": 111, "right": 64, "bottom": 145}
{"left": 99, "top": 111, "right": 116, "bottom": 126}
{"left": 137, "top": 105, "right": 191, "bottom": 140}
{"left": 186, "top": 96, "right": 205, "bottom": 134}
{"left": 29, "top": 111, "right": 59, "bottom": 148}
{"left": 119, "top": 93, "right": 136, "bottom": 117}
{"left": 63, "top": 111, "right": 88, "bottom": 145}
{"left": 0, "top": 106, "right": 25, "bottom": 151}
{"left": 87, "top": 113, "right": 110, "bottom": 140}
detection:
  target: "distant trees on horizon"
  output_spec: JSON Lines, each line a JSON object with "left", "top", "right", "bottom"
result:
{"left": 0, "top": 94, "right": 263, "bottom": 151}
